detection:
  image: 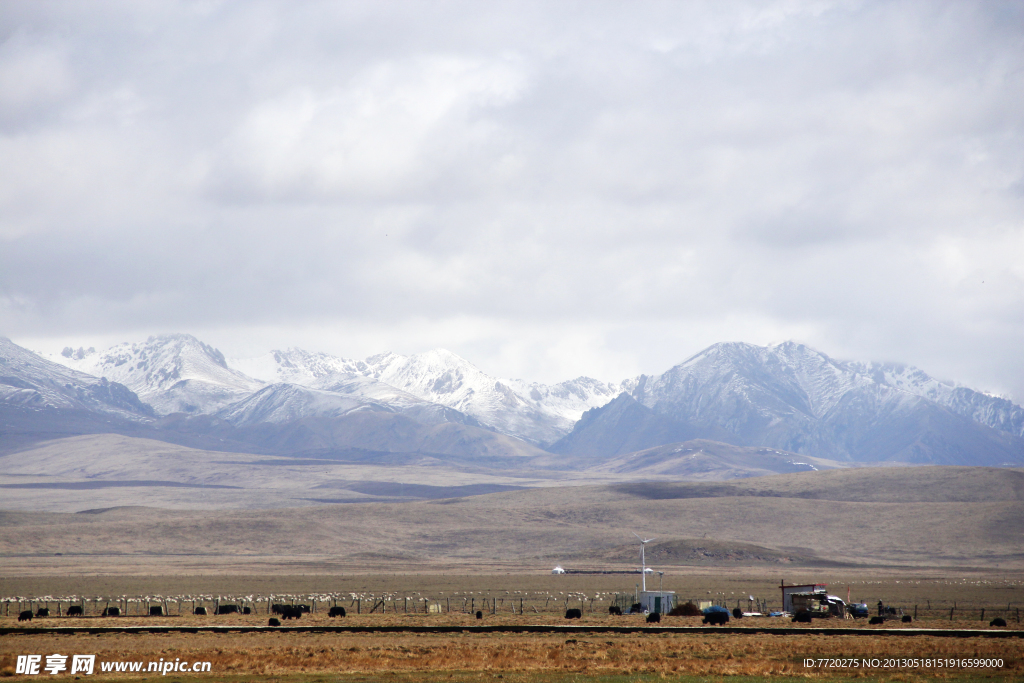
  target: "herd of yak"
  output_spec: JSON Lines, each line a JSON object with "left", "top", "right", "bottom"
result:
{"left": 13, "top": 604, "right": 1011, "bottom": 628}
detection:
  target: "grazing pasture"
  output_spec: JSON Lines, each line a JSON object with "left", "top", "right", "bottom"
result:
{"left": 1, "top": 572, "right": 1022, "bottom": 682}
{"left": 1, "top": 468, "right": 1022, "bottom": 680}
{"left": 1, "top": 623, "right": 1021, "bottom": 681}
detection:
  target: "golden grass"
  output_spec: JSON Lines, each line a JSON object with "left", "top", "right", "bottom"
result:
{"left": 1, "top": 628, "right": 1021, "bottom": 680}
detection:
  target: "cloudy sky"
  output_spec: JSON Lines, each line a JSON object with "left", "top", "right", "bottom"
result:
{"left": 1, "top": 1, "right": 1022, "bottom": 398}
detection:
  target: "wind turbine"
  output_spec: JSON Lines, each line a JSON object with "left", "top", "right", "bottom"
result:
{"left": 633, "top": 533, "right": 655, "bottom": 592}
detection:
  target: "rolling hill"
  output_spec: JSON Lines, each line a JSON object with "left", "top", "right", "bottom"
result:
{"left": 1, "top": 466, "right": 1020, "bottom": 574}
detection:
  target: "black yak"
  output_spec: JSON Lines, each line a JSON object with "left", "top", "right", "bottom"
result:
{"left": 869, "top": 616, "right": 885, "bottom": 625}
{"left": 646, "top": 612, "right": 661, "bottom": 623}
{"left": 565, "top": 608, "right": 582, "bottom": 619}
{"left": 608, "top": 606, "right": 622, "bottom": 615}
{"left": 18, "top": 610, "right": 32, "bottom": 622}
{"left": 280, "top": 606, "right": 303, "bottom": 620}
{"left": 243, "top": 607, "right": 251, "bottom": 615}
{"left": 901, "top": 615, "right": 912, "bottom": 623}
{"left": 268, "top": 618, "right": 281, "bottom": 627}
{"left": 102, "top": 607, "right": 120, "bottom": 617}
{"left": 216, "top": 605, "right": 240, "bottom": 615}
{"left": 990, "top": 617, "right": 1007, "bottom": 627}
{"left": 329, "top": 606, "right": 346, "bottom": 617}
{"left": 36, "top": 608, "right": 49, "bottom": 617}
{"left": 475, "top": 611, "right": 483, "bottom": 619}
{"left": 149, "top": 606, "right": 163, "bottom": 616}
{"left": 792, "top": 611, "right": 813, "bottom": 624}
{"left": 702, "top": 611, "right": 729, "bottom": 625}
{"left": 67, "top": 606, "right": 83, "bottom": 617}
{"left": 271, "top": 604, "right": 309, "bottom": 614}
{"left": 194, "top": 607, "right": 207, "bottom": 615}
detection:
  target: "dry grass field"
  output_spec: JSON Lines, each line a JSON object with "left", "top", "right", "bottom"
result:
{"left": 2, "top": 620, "right": 1022, "bottom": 682}
{"left": 2, "top": 467, "right": 1022, "bottom": 681}
{"left": 3, "top": 467, "right": 1023, "bottom": 576}
{"left": 1, "top": 571, "right": 1022, "bottom": 683}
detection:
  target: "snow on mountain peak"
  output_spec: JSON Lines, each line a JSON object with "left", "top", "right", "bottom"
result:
{"left": 230, "top": 348, "right": 366, "bottom": 385}
{"left": 229, "top": 345, "right": 623, "bottom": 444}
{"left": 0, "top": 337, "right": 152, "bottom": 417}
{"left": 631, "top": 341, "right": 1024, "bottom": 448}
{"left": 47, "top": 333, "right": 263, "bottom": 415}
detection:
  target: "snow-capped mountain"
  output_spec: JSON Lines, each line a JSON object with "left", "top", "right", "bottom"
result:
{"left": 215, "top": 375, "right": 482, "bottom": 429}
{"left": 843, "top": 360, "right": 1024, "bottom": 438}
{"left": 627, "top": 341, "right": 1024, "bottom": 465}
{"left": 356, "top": 349, "right": 567, "bottom": 443}
{"left": 506, "top": 376, "right": 626, "bottom": 428}
{"left": 22, "top": 333, "right": 1024, "bottom": 467}
{"left": 236, "top": 346, "right": 624, "bottom": 444}
{"left": 49, "top": 334, "right": 265, "bottom": 415}
{"left": 0, "top": 337, "right": 152, "bottom": 418}
{"left": 216, "top": 383, "right": 383, "bottom": 425}
{"left": 359, "top": 349, "right": 632, "bottom": 444}
{"left": 230, "top": 348, "right": 367, "bottom": 385}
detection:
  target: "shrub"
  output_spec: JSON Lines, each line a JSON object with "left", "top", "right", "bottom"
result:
{"left": 669, "top": 602, "right": 701, "bottom": 617}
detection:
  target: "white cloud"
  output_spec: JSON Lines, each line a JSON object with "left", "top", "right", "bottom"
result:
{"left": 1, "top": 0, "right": 1022, "bottom": 400}
{"left": 210, "top": 55, "right": 528, "bottom": 200}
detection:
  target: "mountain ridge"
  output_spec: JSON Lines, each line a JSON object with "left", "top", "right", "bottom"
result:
{"left": 21, "top": 334, "right": 1024, "bottom": 468}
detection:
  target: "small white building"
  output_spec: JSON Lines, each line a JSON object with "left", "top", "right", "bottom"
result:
{"left": 551, "top": 565, "right": 566, "bottom": 574}
{"left": 638, "top": 590, "right": 676, "bottom": 614}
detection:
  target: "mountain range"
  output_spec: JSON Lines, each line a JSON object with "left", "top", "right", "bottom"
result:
{"left": 2, "top": 333, "right": 1022, "bottom": 473}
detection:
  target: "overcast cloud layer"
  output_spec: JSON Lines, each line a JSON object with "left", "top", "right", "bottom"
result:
{"left": 1, "top": 1, "right": 1022, "bottom": 398}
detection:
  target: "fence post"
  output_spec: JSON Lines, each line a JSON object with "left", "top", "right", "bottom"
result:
{"left": 950, "top": 607, "right": 954, "bottom": 621}
{"left": 980, "top": 608, "right": 985, "bottom": 622}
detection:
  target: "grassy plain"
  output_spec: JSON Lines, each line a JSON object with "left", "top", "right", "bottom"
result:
{"left": 2, "top": 467, "right": 1023, "bottom": 680}
{"left": 2, "top": 571, "right": 1022, "bottom": 682}
{"left": 2, "top": 619, "right": 1021, "bottom": 681}
{"left": 3, "top": 467, "right": 1023, "bottom": 575}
